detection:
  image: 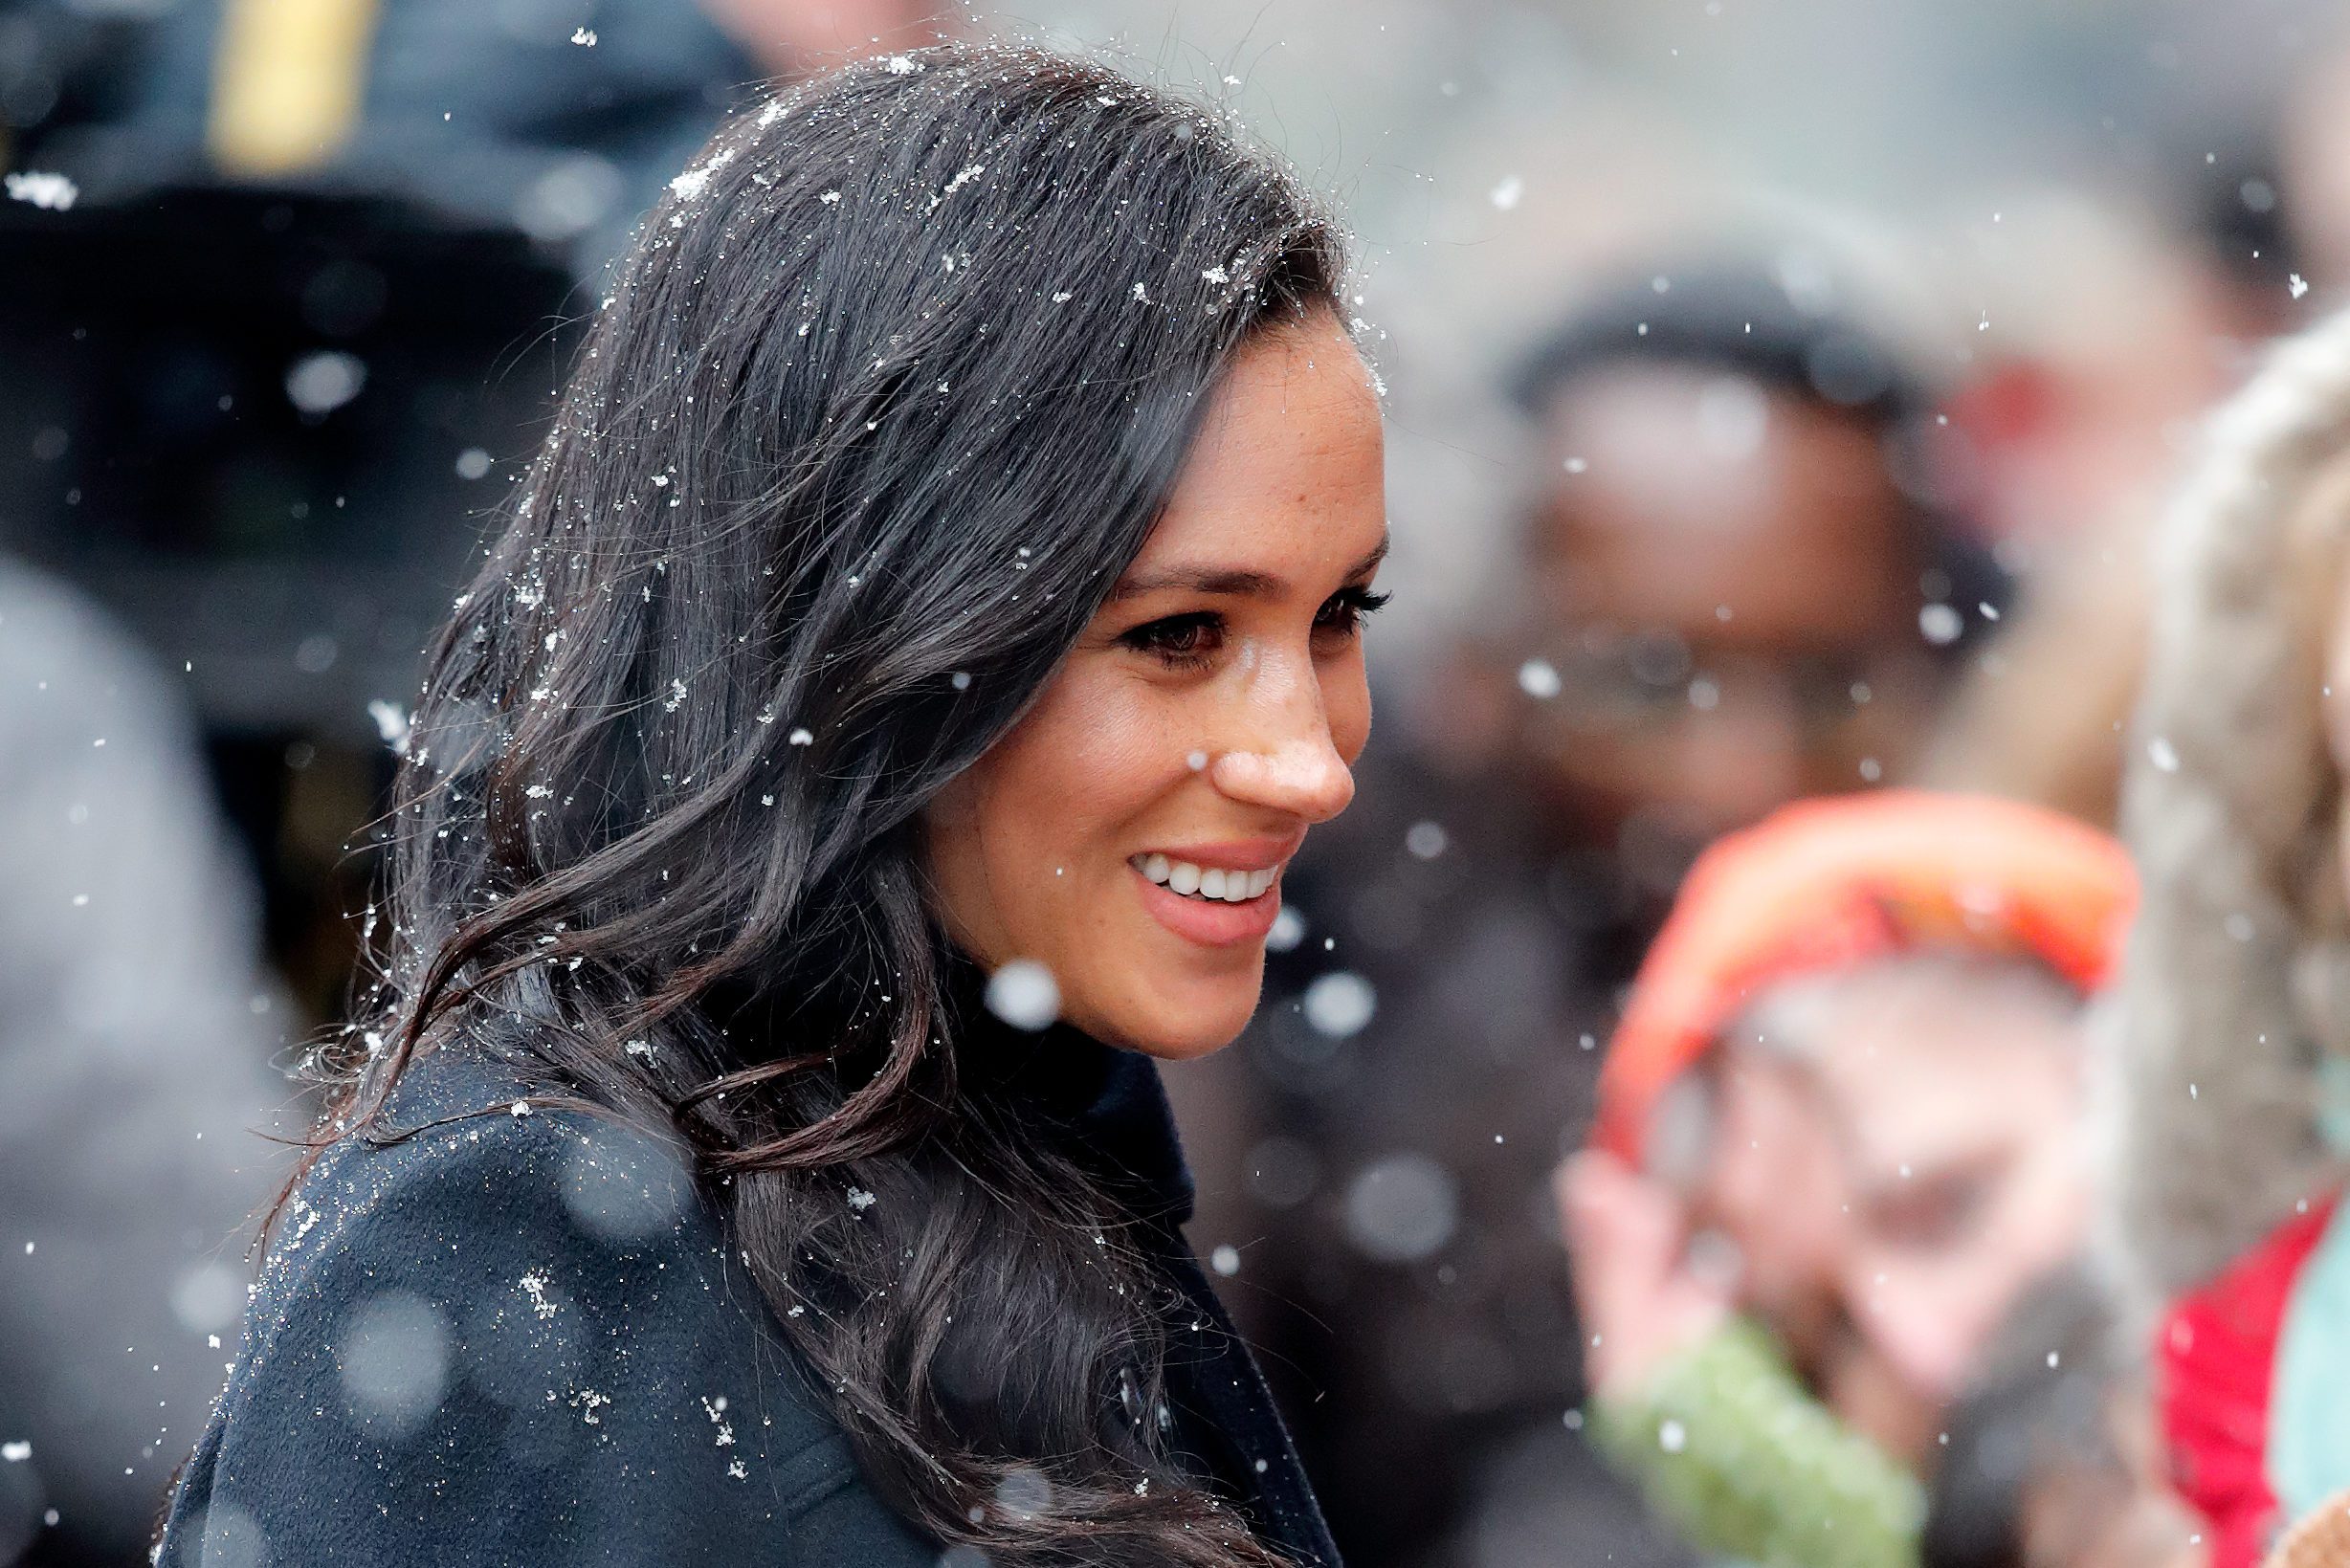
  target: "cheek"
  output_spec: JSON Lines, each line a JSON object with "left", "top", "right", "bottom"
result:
{"left": 952, "top": 669, "right": 1177, "bottom": 938}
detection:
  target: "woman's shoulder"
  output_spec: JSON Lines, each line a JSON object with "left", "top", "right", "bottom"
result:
{"left": 158, "top": 1043, "right": 939, "bottom": 1566}
{"left": 272, "top": 1044, "right": 707, "bottom": 1286}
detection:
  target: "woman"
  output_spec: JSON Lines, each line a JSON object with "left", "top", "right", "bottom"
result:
{"left": 1561, "top": 790, "right": 2140, "bottom": 1568}
{"left": 2107, "top": 301, "right": 2350, "bottom": 1568}
{"left": 156, "top": 44, "right": 1385, "bottom": 1567}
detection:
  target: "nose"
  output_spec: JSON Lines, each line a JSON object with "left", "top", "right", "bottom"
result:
{"left": 1206, "top": 645, "right": 1357, "bottom": 824}
{"left": 1838, "top": 1260, "right": 1974, "bottom": 1405}
{"left": 1210, "top": 736, "right": 1356, "bottom": 822}
{"left": 1668, "top": 679, "right": 1806, "bottom": 831}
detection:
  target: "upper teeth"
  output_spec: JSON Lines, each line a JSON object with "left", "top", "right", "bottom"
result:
{"left": 1135, "top": 854, "right": 1277, "bottom": 902}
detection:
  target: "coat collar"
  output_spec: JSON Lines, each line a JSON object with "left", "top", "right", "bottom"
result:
{"left": 949, "top": 958, "right": 1197, "bottom": 1229}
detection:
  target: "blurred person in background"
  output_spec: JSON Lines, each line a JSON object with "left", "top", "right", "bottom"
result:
{"left": 1559, "top": 790, "right": 2137, "bottom": 1568}
{"left": 10, "top": 0, "right": 937, "bottom": 281}
{"left": 1494, "top": 260, "right": 2007, "bottom": 890}
{"left": 1918, "top": 188, "right": 2276, "bottom": 829}
{"left": 1208, "top": 257, "right": 2002, "bottom": 1568}
{"left": 2278, "top": 17, "right": 2350, "bottom": 301}
{"left": 0, "top": 561, "right": 290, "bottom": 1566}
{"left": 2107, "top": 303, "right": 2350, "bottom": 1568}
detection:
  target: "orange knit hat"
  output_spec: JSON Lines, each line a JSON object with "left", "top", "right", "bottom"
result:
{"left": 1591, "top": 790, "right": 2138, "bottom": 1165}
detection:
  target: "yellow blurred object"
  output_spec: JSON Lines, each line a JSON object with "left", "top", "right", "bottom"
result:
{"left": 2267, "top": 1491, "right": 2350, "bottom": 1568}
{"left": 208, "top": 0, "right": 381, "bottom": 175}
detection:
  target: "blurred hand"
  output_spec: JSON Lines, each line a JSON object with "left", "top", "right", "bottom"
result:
{"left": 1556, "top": 1147, "right": 1735, "bottom": 1394}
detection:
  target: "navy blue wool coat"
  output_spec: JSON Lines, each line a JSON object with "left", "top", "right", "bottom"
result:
{"left": 154, "top": 1019, "right": 1340, "bottom": 1566}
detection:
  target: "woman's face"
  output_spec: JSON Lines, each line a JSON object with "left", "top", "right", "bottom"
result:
{"left": 924, "top": 312, "right": 1387, "bottom": 1059}
{"left": 1700, "top": 959, "right": 2089, "bottom": 1461}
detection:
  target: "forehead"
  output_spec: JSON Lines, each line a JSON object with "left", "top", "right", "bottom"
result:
{"left": 1129, "top": 313, "right": 1386, "bottom": 574}
{"left": 1748, "top": 958, "right": 2084, "bottom": 1160}
{"left": 1532, "top": 364, "right": 1917, "bottom": 640}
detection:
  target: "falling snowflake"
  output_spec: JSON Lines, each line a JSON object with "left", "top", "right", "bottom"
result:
{"left": 285, "top": 350, "right": 366, "bottom": 415}
{"left": 1302, "top": 972, "right": 1376, "bottom": 1038}
{"left": 570, "top": 26, "right": 595, "bottom": 44}
{"left": 366, "top": 699, "right": 410, "bottom": 750}
{"left": 787, "top": 727, "right": 814, "bottom": 746}
{"left": 5, "top": 171, "right": 76, "bottom": 210}
{"left": 987, "top": 960, "right": 1060, "bottom": 1030}
{"left": 1489, "top": 175, "right": 1523, "bottom": 210}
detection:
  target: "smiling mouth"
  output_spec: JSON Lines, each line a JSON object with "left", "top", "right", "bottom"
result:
{"left": 1129, "top": 853, "right": 1280, "bottom": 903}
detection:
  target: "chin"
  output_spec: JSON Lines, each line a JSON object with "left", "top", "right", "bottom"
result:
{"left": 1109, "top": 963, "right": 1266, "bottom": 1062}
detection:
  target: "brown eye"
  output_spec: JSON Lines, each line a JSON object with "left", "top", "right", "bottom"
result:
{"left": 1314, "top": 585, "right": 1390, "bottom": 639}
{"left": 1120, "top": 611, "right": 1224, "bottom": 668}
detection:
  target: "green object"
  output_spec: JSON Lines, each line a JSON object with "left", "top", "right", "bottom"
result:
{"left": 1589, "top": 1316, "right": 1925, "bottom": 1568}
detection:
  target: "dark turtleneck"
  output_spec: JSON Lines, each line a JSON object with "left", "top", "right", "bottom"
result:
{"left": 153, "top": 987, "right": 1341, "bottom": 1568}
{"left": 958, "top": 978, "right": 1341, "bottom": 1565}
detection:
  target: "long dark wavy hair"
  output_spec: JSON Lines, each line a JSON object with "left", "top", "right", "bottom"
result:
{"left": 304, "top": 42, "right": 1344, "bottom": 1567}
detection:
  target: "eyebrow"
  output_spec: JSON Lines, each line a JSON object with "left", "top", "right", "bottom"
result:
{"left": 1109, "top": 532, "right": 1390, "bottom": 603}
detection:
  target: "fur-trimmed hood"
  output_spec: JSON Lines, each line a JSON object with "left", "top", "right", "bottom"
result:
{"left": 2107, "top": 308, "right": 2350, "bottom": 1303}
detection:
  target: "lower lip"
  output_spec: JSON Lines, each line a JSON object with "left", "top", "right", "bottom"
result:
{"left": 1134, "top": 868, "right": 1282, "bottom": 947}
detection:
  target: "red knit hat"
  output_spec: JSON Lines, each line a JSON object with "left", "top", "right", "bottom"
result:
{"left": 1592, "top": 790, "right": 2138, "bottom": 1164}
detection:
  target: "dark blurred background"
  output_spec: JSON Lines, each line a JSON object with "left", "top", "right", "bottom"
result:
{"left": 0, "top": 0, "right": 2339, "bottom": 1563}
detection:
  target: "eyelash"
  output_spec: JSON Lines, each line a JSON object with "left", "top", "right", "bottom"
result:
{"left": 1119, "top": 586, "right": 1390, "bottom": 671}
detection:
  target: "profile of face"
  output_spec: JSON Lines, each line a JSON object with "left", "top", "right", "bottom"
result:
{"left": 924, "top": 312, "right": 1387, "bottom": 1060}
{"left": 1696, "top": 957, "right": 2089, "bottom": 1461}
{"left": 1519, "top": 364, "right": 1935, "bottom": 856}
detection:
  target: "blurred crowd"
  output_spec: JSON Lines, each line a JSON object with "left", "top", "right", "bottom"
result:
{"left": 10, "top": 1, "right": 2350, "bottom": 1566}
